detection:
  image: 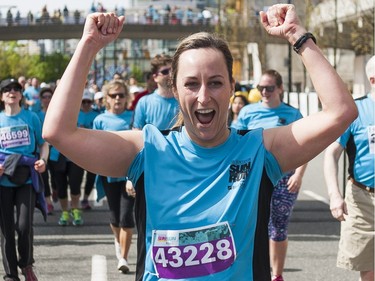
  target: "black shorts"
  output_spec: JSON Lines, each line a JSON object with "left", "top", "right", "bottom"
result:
{"left": 102, "top": 177, "right": 135, "bottom": 228}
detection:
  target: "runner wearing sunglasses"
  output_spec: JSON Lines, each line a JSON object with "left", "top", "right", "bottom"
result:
{"left": 132, "top": 54, "right": 179, "bottom": 130}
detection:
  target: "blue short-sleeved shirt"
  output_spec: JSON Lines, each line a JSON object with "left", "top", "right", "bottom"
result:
{"left": 0, "top": 109, "right": 45, "bottom": 186}
{"left": 132, "top": 90, "right": 179, "bottom": 130}
{"left": 23, "top": 86, "right": 41, "bottom": 112}
{"left": 78, "top": 110, "right": 99, "bottom": 129}
{"left": 233, "top": 102, "right": 303, "bottom": 130}
{"left": 93, "top": 110, "right": 132, "bottom": 131}
{"left": 128, "top": 125, "right": 283, "bottom": 280}
{"left": 337, "top": 94, "right": 374, "bottom": 187}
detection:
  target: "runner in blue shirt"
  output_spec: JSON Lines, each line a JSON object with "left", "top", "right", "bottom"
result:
{"left": 0, "top": 78, "right": 49, "bottom": 281}
{"left": 324, "top": 55, "right": 375, "bottom": 281}
{"left": 234, "top": 69, "right": 308, "bottom": 281}
{"left": 132, "top": 54, "right": 179, "bottom": 130}
{"left": 93, "top": 79, "right": 135, "bottom": 274}
{"left": 23, "top": 77, "right": 41, "bottom": 112}
{"left": 78, "top": 90, "right": 99, "bottom": 210}
{"left": 36, "top": 87, "right": 56, "bottom": 215}
{"left": 43, "top": 6, "right": 358, "bottom": 281}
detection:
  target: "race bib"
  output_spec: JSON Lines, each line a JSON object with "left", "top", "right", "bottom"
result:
{"left": 0, "top": 125, "right": 30, "bottom": 149}
{"left": 152, "top": 222, "right": 236, "bottom": 279}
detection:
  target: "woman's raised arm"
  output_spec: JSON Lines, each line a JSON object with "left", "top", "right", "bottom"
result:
{"left": 43, "top": 13, "right": 143, "bottom": 177}
{"left": 260, "top": 4, "right": 358, "bottom": 172}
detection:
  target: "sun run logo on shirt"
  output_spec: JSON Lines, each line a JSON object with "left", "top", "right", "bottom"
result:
{"left": 157, "top": 235, "right": 178, "bottom": 245}
{"left": 227, "top": 159, "right": 251, "bottom": 190}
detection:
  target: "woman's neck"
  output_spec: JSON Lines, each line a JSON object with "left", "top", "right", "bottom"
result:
{"left": 4, "top": 105, "right": 21, "bottom": 116}
{"left": 110, "top": 108, "right": 125, "bottom": 115}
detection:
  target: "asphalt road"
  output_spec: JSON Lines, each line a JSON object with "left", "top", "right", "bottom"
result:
{"left": 0, "top": 152, "right": 360, "bottom": 281}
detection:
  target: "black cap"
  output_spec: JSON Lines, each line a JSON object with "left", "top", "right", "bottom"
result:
{"left": 0, "top": 78, "right": 22, "bottom": 91}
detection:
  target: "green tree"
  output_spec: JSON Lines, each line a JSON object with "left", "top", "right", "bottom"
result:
{"left": 0, "top": 42, "right": 17, "bottom": 79}
{"left": 0, "top": 41, "right": 70, "bottom": 83}
{"left": 351, "top": 11, "right": 374, "bottom": 56}
{"left": 130, "top": 64, "right": 144, "bottom": 83}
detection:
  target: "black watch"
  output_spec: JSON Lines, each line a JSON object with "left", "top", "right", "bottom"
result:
{"left": 293, "top": 33, "right": 317, "bottom": 54}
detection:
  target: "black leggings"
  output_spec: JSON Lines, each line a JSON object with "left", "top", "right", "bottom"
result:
{"left": 41, "top": 162, "right": 56, "bottom": 198}
{"left": 0, "top": 184, "right": 36, "bottom": 280}
{"left": 49, "top": 161, "right": 84, "bottom": 199}
{"left": 83, "top": 170, "right": 96, "bottom": 197}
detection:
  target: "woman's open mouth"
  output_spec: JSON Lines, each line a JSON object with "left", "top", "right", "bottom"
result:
{"left": 195, "top": 109, "right": 215, "bottom": 124}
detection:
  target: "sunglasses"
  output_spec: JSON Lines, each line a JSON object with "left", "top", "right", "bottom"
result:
{"left": 107, "top": 93, "right": 125, "bottom": 99}
{"left": 256, "top": 85, "right": 276, "bottom": 92}
{"left": 41, "top": 95, "right": 52, "bottom": 99}
{"left": 3, "top": 86, "right": 22, "bottom": 92}
{"left": 158, "top": 68, "right": 170, "bottom": 76}
{"left": 82, "top": 100, "right": 92, "bottom": 104}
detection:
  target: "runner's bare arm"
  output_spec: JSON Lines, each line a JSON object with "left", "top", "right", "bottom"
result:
{"left": 260, "top": 4, "right": 357, "bottom": 172}
{"left": 43, "top": 13, "right": 143, "bottom": 177}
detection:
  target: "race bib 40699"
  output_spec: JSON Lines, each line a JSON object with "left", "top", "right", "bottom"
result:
{"left": 151, "top": 222, "right": 236, "bottom": 279}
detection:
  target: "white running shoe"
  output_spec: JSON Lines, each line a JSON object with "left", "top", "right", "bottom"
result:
{"left": 117, "top": 258, "right": 129, "bottom": 274}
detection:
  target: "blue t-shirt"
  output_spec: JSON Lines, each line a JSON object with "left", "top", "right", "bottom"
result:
{"left": 93, "top": 110, "right": 132, "bottom": 197}
{"left": 233, "top": 102, "right": 303, "bottom": 130}
{"left": 93, "top": 110, "right": 132, "bottom": 131}
{"left": 36, "top": 110, "right": 46, "bottom": 124}
{"left": 92, "top": 104, "right": 106, "bottom": 114}
{"left": 78, "top": 110, "right": 99, "bottom": 129}
{"left": 128, "top": 125, "right": 283, "bottom": 280}
{"left": 132, "top": 90, "right": 179, "bottom": 130}
{"left": 337, "top": 94, "right": 374, "bottom": 188}
{"left": 0, "top": 109, "right": 45, "bottom": 186}
{"left": 23, "top": 86, "right": 41, "bottom": 112}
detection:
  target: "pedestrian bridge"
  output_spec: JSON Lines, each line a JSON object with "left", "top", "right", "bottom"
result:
{"left": 0, "top": 22, "right": 216, "bottom": 41}
{"left": 0, "top": 21, "right": 353, "bottom": 50}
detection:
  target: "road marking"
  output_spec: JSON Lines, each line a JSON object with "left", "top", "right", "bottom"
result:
{"left": 288, "top": 233, "right": 340, "bottom": 239}
{"left": 302, "top": 190, "right": 330, "bottom": 205}
{"left": 36, "top": 234, "right": 113, "bottom": 240}
{"left": 91, "top": 255, "right": 107, "bottom": 281}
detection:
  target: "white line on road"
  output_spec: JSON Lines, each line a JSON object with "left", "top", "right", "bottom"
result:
{"left": 288, "top": 233, "right": 340, "bottom": 239}
{"left": 302, "top": 190, "right": 330, "bottom": 205}
{"left": 91, "top": 255, "right": 107, "bottom": 281}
